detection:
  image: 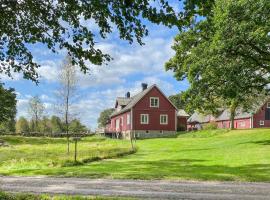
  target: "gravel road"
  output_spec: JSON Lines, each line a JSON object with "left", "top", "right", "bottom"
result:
{"left": 1, "top": 176, "right": 270, "bottom": 199}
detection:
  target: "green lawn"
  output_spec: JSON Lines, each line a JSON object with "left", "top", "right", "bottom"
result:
{"left": 0, "top": 135, "right": 133, "bottom": 172}
{"left": 1, "top": 129, "right": 270, "bottom": 182}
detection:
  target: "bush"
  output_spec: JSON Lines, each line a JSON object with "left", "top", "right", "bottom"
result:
{"left": 203, "top": 122, "right": 218, "bottom": 130}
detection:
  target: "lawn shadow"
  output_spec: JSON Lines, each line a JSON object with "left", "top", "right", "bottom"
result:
{"left": 239, "top": 140, "right": 270, "bottom": 146}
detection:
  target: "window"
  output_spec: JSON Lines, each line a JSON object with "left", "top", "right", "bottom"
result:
{"left": 140, "top": 114, "right": 149, "bottom": 124}
{"left": 267, "top": 102, "right": 270, "bottom": 108}
{"left": 260, "top": 120, "right": 264, "bottom": 126}
{"left": 150, "top": 97, "right": 159, "bottom": 107}
{"left": 121, "top": 117, "right": 124, "bottom": 126}
{"left": 160, "top": 114, "right": 168, "bottom": 125}
{"left": 127, "top": 114, "right": 130, "bottom": 125}
{"left": 238, "top": 121, "right": 245, "bottom": 128}
{"left": 116, "top": 119, "right": 120, "bottom": 129}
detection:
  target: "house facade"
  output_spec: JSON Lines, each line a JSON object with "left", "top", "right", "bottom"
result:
{"left": 187, "top": 100, "right": 270, "bottom": 130}
{"left": 106, "top": 84, "right": 188, "bottom": 139}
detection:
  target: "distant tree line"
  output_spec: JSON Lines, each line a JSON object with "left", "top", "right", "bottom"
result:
{"left": 15, "top": 116, "right": 88, "bottom": 136}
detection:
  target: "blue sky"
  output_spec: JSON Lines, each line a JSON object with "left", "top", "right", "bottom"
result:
{"left": 0, "top": 6, "right": 189, "bottom": 129}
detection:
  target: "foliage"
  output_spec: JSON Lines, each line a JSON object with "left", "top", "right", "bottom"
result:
{"left": 69, "top": 119, "right": 88, "bottom": 134}
{"left": 203, "top": 122, "right": 218, "bottom": 130}
{"left": 15, "top": 117, "right": 29, "bottom": 134}
{"left": 168, "top": 92, "right": 194, "bottom": 114}
{"left": 56, "top": 55, "right": 79, "bottom": 153}
{"left": 0, "top": 1, "right": 216, "bottom": 82}
{"left": 0, "top": 119, "right": 15, "bottom": 134}
{"left": 2, "top": 129, "right": 270, "bottom": 182}
{"left": 98, "top": 108, "right": 115, "bottom": 128}
{"left": 51, "top": 115, "right": 63, "bottom": 134}
{"left": 28, "top": 96, "right": 45, "bottom": 132}
{"left": 0, "top": 83, "right": 17, "bottom": 124}
{"left": 39, "top": 117, "right": 52, "bottom": 134}
{"left": 166, "top": 0, "right": 270, "bottom": 128}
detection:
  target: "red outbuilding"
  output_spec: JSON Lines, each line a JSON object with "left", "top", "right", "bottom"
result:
{"left": 187, "top": 100, "right": 270, "bottom": 130}
{"left": 106, "top": 83, "right": 188, "bottom": 139}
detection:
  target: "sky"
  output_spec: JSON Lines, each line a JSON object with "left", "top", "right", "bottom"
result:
{"left": 0, "top": 4, "right": 189, "bottom": 130}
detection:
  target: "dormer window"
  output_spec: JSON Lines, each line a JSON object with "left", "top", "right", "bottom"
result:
{"left": 150, "top": 97, "right": 159, "bottom": 107}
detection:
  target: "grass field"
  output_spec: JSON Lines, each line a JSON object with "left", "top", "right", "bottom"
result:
{"left": 0, "top": 135, "right": 133, "bottom": 172}
{"left": 1, "top": 129, "right": 270, "bottom": 182}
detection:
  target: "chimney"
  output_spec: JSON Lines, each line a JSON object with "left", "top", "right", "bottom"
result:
{"left": 141, "top": 83, "right": 148, "bottom": 91}
{"left": 126, "top": 92, "right": 130, "bottom": 98}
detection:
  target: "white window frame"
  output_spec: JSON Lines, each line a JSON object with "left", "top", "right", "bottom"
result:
{"left": 267, "top": 102, "right": 270, "bottom": 108}
{"left": 140, "top": 114, "right": 149, "bottom": 124}
{"left": 116, "top": 119, "right": 120, "bottom": 129}
{"left": 127, "top": 114, "right": 130, "bottom": 125}
{"left": 121, "top": 117, "right": 124, "bottom": 126}
{"left": 260, "top": 120, "right": 264, "bottom": 126}
{"left": 150, "top": 97, "right": 159, "bottom": 108}
{"left": 160, "top": 114, "right": 168, "bottom": 125}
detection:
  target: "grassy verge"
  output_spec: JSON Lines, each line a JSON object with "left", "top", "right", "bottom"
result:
{"left": 1, "top": 129, "right": 270, "bottom": 182}
{"left": 0, "top": 191, "right": 132, "bottom": 200}
{"left": 0, "top": 135, "right": 134, "bottom": 174}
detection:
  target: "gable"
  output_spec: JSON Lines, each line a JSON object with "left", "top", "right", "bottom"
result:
{"left": 133, "top": 86, "right": 177, "bottom": 110}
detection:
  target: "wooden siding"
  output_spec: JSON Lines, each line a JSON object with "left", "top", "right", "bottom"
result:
{"left": 253, "top": 101, "right": 270, "bottom": 128}
{"left": 132, "top": 87, "right": 176, "bottom": 131}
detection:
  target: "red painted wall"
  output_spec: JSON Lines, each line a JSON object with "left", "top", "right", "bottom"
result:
{"left": 253, "top": 101, "right": 270, "bottom": 128}
{"left": 132, "top": 87, "right": 176, "bottom": 131}
{"left": 177, "top": 117, "right": 187, "bottom": 131}
{"left": 217, "top": 118, "right": 251, "bottom": 129}
{"left": 110, "top": 111, "right": 131, "bottom": 132}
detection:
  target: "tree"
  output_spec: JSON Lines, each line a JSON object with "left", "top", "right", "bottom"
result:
{"left": 0, "top": 1, "right": 214, "bottom": 82}
{"left": 56, "top": 56, "right": 78, "bottom": 153}
{"left": 168, "top": 92, "right": 195, "bottom": 114}
{"left": 28, "top": 96, "right": 45, "bottom": 132}
{"left": 98, "top": 108, "right": 115, "bottom": 128}
{"left": 50, "top": 116, "right": 63, "bottom": 134}
{"left": 69, "top": 119, "right": 87, "bottom": 134}
{"left": 0, "top": 83, "right": 17, "bottom": 124}
{"left": 16, "top": 117, "right": 29, "bottom": 134}
{"left": 39, "top": 117, "right": 52, "bottom": 135}
{"left": 166, "top": 0, "right": 270, "bottom": 129}
{"left": 0, "top": 120, "right": 15, "bottom": 134}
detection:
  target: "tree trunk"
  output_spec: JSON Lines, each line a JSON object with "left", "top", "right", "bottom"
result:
{"left": 230, "top": 101, "right": 237, "bottom": 130}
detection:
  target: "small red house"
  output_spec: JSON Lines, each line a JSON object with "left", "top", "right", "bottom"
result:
{"left": 106, "top": 84, "right": 187, "bottom": 139}
{"left": 187, "top": 100, "right": 270, "bottom": 130}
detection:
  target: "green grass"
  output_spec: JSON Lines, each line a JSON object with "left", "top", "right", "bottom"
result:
{"left": 1, "top": 129, "right": 270, "bottom": 182}
{"left": 0, "top": 135, "right": 134, "bottom": 174}
{"left": 0, "top": 191, "right": 131, "bottom": 200}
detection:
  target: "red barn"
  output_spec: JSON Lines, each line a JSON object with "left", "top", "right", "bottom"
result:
{"left": 106, "top": 84, "right": 187, "bottom": 139}
{"left": 187, "top": 99, "right": 270, "bottom": 130}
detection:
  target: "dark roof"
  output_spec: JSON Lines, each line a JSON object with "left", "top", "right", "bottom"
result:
{"left": 111, "top": 85, "right": 156, "bottom": 117}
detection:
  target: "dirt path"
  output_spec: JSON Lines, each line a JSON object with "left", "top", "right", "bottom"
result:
{"left": 1, "top": 176, "right": 270, "bottom": 199}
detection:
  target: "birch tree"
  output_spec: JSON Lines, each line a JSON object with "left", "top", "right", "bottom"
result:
{"left": 28, "top": 96, "right": 44, "bottom": 132}
{"left": 56, "top": 56, "right": 78, "bottom": 153}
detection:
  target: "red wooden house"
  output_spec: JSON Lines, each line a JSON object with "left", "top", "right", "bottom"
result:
{"left": 187, "top": 100, "right": 270, "bottom": 129}
{"left": 106, "top": 84, "right": 188, "bottom": 139}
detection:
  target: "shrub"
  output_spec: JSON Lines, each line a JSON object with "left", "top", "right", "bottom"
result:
{"left": 203, "top": 122, "right": 218, "bottom": 130}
